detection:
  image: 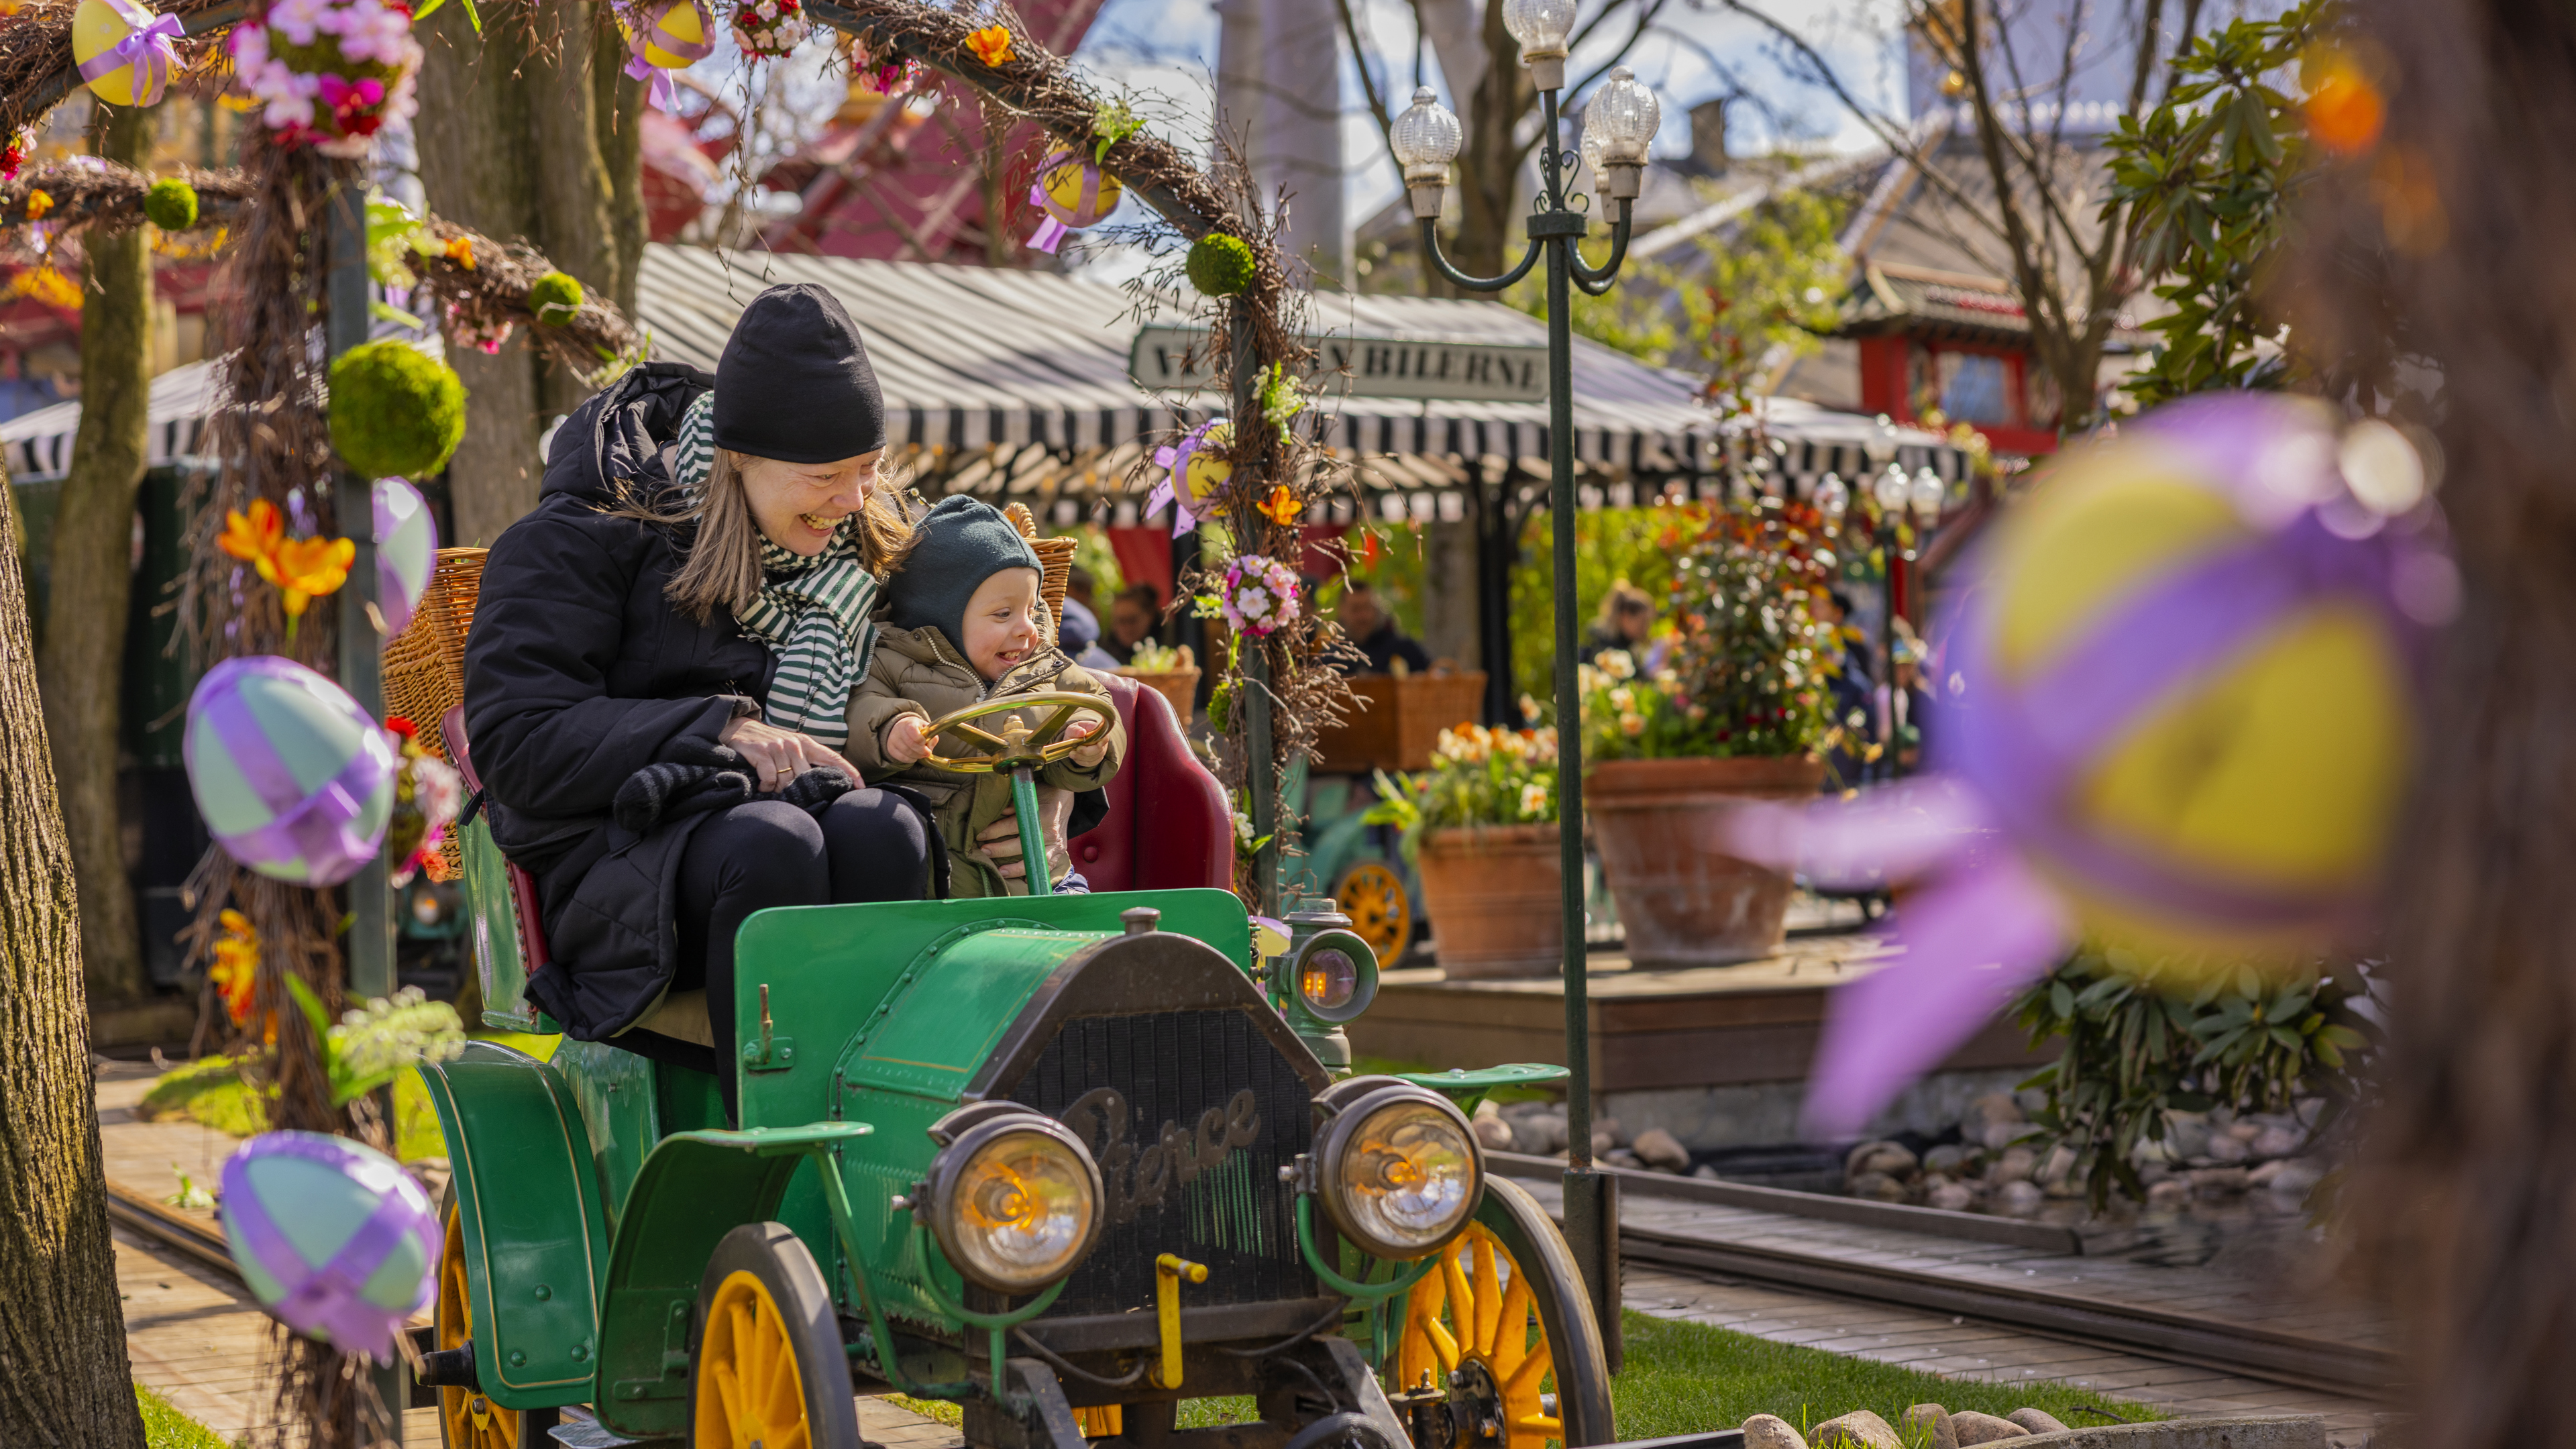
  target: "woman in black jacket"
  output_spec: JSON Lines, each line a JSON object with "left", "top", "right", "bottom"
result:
{"left": 462, "top": 284, "right": 1065, "bottom": 1097}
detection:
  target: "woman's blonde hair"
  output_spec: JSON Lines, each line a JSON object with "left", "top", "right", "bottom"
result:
{"left": 611, "top": 447, "right": 917, "bottom": 622}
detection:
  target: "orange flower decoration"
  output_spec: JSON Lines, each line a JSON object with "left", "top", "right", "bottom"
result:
{"left": 24, "top": 188, "right": 51, "bottom": 220}
{"left": 270, "top": 535, "right": 356, "bottom": 621}
{"left": 443, "top": 235, "right": 476, "bottom": 270}
{"left": 1256, "top": 483, "right": 1303, "bottom": 525}
{"left": 209, "top": 910, "right": 259, "bottom": 1027}
{"left": 964, "top": 24, "right": 1014, "bottom": 66}
{"left": 2303, "top": 48, "right": 2384, "bottom": 158}
{"left": 217, "top": 498, "right": 285, "bottom": 565}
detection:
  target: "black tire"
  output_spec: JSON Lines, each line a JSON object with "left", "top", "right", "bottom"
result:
{"left": 687, "top": 1222, "right": 863, "bottom": 1449}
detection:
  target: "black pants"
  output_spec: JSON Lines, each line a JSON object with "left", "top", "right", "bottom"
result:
{"left": 643, "top": 790, "right": 929, "bottom": 1118}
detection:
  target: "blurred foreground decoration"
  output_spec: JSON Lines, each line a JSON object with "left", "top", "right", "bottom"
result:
{"left": 220, "top": 1130, "right": 440, "bottom": 1363}
{"left": 1725, "top": 394, "right": 2455, "bottom": 1135}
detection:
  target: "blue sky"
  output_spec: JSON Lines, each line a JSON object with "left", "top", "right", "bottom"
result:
{"left": 1064, "top": 0, "right": 1914, "bottom": 261}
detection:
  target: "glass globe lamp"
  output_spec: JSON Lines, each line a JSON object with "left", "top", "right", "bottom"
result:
{"left": 1909, "top": 466, "right": 1947, "bottom": 524}
{"left": 1589, "top": 67, "right": 1660, "bottom": 203}
{"left": 1390, "top": 87, "right": 1464, "bottom": 219}
{"left": 1813, "top": 471, "right": 1849, "bottom": 530}
{"left": 1503, "top": 0, "right": 1576, "bottom": 90}
{"left": 1873, "top": 462, "right": 1910, "bottom": 515}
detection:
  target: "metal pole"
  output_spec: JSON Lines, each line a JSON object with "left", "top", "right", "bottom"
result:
{"left": 325, "top": 162, "right": 404, "bottom": 1444}
{"left": 1230, "top": 304, "right": 1280, "bottom": 917}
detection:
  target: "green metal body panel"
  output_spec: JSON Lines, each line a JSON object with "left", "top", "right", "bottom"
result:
{"left": 460, "top": 814, "right": 550, "bottom": 1033}
{"left": 593, "top": 1125, "right": 871, "bottom": 1439}
{"left": 719, "top": 889, "right": 1251, "bottom": 1330}
{"left": 417, "top": 1040, "right": 611, "bottom": 1411}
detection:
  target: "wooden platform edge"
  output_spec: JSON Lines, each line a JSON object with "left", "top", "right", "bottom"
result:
{"left": 107, "top": 1179, "right": 238, "bottom": 1279}
{"left": 1487, "top": 1150, "right": 2086, "bottom": 1255}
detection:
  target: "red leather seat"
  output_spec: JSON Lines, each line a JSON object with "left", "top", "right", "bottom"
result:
{"left": 441, "top": 704, "right": 553, "bottom": 977}
{"left": 1075, "top": 675, "right": 1232, "bottom": 892}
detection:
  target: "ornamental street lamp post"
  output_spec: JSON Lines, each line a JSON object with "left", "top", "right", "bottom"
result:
{"left": 1389, "top": 36, "right": 1662, "bottom": 1368}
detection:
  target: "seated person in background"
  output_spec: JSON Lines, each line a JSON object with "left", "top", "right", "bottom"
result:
{"left": 846, "top": 497, "right": 1128, "bottom": 897}
{"left": 1332, "top": 581, "right": 1432, "bottom": 676}
{"left": 1580, "top": 580, "right": 1655, "bottom": 666}
{"left": 1056, "top": 590, "right": 1126, "bottom": 673}
{"left": 1106, "top": 582, "right": 1160, "bottom": 664}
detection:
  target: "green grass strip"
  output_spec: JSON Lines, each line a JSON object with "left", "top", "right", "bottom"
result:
{"left": 136, "top": 1381, "right": 237, "bottom": 1449}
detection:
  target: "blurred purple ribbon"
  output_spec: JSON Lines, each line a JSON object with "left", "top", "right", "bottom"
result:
{"left": 221, "top": 1134, "right": 437, "bottom": 1362}
{"left": 77, "top": 10, "right": 184, "bottom": 104}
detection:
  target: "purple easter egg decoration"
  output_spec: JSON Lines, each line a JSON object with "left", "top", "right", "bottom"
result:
{"left": 219, "top": 1131, "right": 439, "bottom": 1362}
{"left": 184, "top": 655, "right": 398, "bottom": 885}
{"left": 373, "top": 477, "right": 438, "bottom": 637}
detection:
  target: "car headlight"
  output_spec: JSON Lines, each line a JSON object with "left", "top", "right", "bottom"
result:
{"left": 1290, "top": 928, "right": 1379, "bottom": 1024}
{"left": 924, "top": 1109, "right": 1103, "bottom": 1295}
{"left": 1311, "top": 1079, "right": 1482, "bottom": 1258}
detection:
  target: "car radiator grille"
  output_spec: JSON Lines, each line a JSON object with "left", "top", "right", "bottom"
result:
{"left": 1008, "top": 1008, "right": 1316, "bottom": 1320}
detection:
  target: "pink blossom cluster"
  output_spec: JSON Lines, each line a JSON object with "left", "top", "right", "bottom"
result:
{"left": 731, "top": 0, "right": 808, "bottom": 57}
{"left": 1220, "top": 554, "right": 1300, "bottom": 637}
{"left": 230, "top": 0, "right": 423, "bottom": 156}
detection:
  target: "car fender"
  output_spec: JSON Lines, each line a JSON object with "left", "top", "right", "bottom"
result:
{"left": 417, "top": 1040, "right": 610, "bottom": 1411}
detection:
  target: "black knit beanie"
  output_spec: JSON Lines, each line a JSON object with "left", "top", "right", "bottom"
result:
{"left": 886, "top": 496, "right": 1045, "bottom": 651}
{"left": 713, "top": 282, "right": 887, "bottom": 463}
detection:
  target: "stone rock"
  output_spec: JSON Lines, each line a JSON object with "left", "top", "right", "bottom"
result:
{"left": 2206, "top": 1133, "right": 2250, "bottom": 1164}
{"left": 1604, "top": 1147, "right": 1643, "bottom": 1169}
{"left": 1988, "top": 1146, "right": 2037, "bottom": 1184}
{"left": 2006, "top": 1409, "right": 2070, "bottom": 1436}
{"left": 1852, "top": 1143, "right": 1920, "bottom": 1181}
{"left": 2226, "top": 1120, "right": 2263, "bottom": 1142}
{"left": 2146, "top": 1178, "right": 2191, "bottom": 1208}
{"left": 1811, "top": 1409, "right": 1903, "bottom": 1449}
{"left": 1473, "top": 1115, "right": 1516, "bottom": 1150}
{"left": 1923, "top": 1144, "right": 1971, "bottom": 1176}
{"left": 2250, "top": 1125, "right": 2305, "bottom": 1160}
{"left": 1995, "top": 1179, "right": 2045, "bottom": 1217}
{"left": 2258, "top": 1158, "right": 2326, "bottom": 1197}
{"left": 2163, "top": 1112, "right": 2212, "bottom": 1160}
{"left": 1474, "top": 1097, "right": 1504, "bottom": 1123}
{"left": 1980, "top": 1120, "right": 2037, "bottom": 1150}
{"left": 1596, "top": 1116, "right": 1628, "bottom": 1148}
{"left": 2135, "top": 1159, "right": 2174, "bottom": 1185}
{"left": 1902, "top": 1405, "right": 1957, "bottom": 1449}
{"left": 1949, "top": 1411, "right": 2029, "bottom": 1444}
{"left": 1845, "top": 1139, "right": 1900, "bottom": 1175}
{"left": 1514, "top": 1114, "right": 1568, "bottom": 1157}
{"left": 2040, "top": 1145, "right": 2078, "bottom": 1183}
{"left": 1633, "top": 1127, "right": 1692, "bottom": 1172}
{"left": 1849, "top": 1171, "right": 1909, "bottom": 1203}
{"left": 1693, "top": 1164, "right": 1721, "bottom": 1181}
{"left": 1928, "top": 1180, "right": 1978, "bottom": 1212}
{"left": 1962, "top": 1091, "right": 2024, "bottom": 1135}
{"left": 1741, "top": 1414, "right": 1811, "bottom": 1449}
{"left": 2192, "top": 1166, "right": 2251, "bottom": 1197}
{"left": 2207, "top": 1105, "right": 2236, "bottom": 1128}
{"left": 1593, "top": 1130, "right": 1620, "bottom": 1157}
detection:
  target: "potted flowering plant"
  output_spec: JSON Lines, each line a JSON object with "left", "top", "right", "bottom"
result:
{"left": 1364, "top": 723, "right": 1563, "bottom": 979}
{"left": 1584, "top": 499, "right": 1839, "bottom": 966}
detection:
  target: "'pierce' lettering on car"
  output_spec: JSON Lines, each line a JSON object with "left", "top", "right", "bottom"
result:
{"left": 1058, "top": 1087, "right": 1261, "bottom": 1224}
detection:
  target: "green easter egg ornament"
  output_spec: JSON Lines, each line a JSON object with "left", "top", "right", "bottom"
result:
{"left": 328, "top": 341, "right": 466, "bottom": 481}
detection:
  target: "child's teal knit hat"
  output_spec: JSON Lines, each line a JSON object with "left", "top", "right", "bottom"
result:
{"left": 885, "top": 496, "right": 1045, "bottom": 649}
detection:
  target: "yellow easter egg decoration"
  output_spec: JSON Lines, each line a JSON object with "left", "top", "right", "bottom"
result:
{"left": 625, "top": 0, "right": 713, "bottom": 68}
{"left": 1956, "top": 392, "right": 2432, "bottom": 967}
{"left": 1038, "top": 153, "right": 1123, "bottom": 228}
{"left": 1182, "top": 451, "right": 1232, "bottom": 509}
{"left": 72, "top": 0, "right": 181, "bottom": 109}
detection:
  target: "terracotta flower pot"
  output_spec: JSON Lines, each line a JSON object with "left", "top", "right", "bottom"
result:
{"left": 1418, "top": 824, "right": 1564, "bottom": 980}
{"left": 1587, "top": 755, "right": 1828, "bottom": 968}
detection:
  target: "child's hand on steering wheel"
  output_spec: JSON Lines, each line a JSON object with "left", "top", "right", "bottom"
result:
{"left": 884, "top": 714, "right": 930, "bottom": 765}
{"left": 1063, "top": 714, "right": 1108, "bottom": 768}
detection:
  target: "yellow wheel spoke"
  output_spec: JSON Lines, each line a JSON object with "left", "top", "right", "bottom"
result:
{"left": 1504, "top": 1339, "right": 1552, "bottom": 1398}
{"left": 1492, "top": 1269, "right": 1534, "bottom": 1382}
{"left": 1469, "top": 1232, "right": 1503, "bottom": 1357}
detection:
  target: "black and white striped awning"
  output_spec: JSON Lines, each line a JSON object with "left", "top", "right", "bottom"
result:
{"left": 1, "top": 360, "right": 219, "bottom": 482}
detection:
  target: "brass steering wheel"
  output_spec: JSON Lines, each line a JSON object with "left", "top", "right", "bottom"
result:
{"left": 917, "top": 691, "right": 1112, "bottom": 774}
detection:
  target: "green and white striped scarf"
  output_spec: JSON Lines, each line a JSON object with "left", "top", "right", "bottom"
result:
{"left": 673, "top": 392, "right": 879, "bottom": 751}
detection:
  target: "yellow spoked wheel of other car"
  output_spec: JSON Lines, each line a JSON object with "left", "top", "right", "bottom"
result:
{"left": 438, "top": 1204, "right": 535, "bottom": 1449}
{"left": 689, "top": 1223, "right": 862, "bottom": 1449}
{"left": 1335, "top": 861, "right": 1413, "bottom": 965}
{"left": 1391, "top": 1178, "right": 1613, "bottom": 1449}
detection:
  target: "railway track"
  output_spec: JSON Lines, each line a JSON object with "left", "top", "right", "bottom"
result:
{"left": 1489, "top": 1154, "right": 2392, "bottom": 1397}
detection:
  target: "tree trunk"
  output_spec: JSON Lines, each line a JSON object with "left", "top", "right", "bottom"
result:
{"left": 0, "top": 455, "right": 148, "bottom": 1449}
{"left": 526, "top": 0, "right": 620, "bottom": 423}
{"left": 1446, "top": 0, "right": 1527, "bottom": 283}
{"left": 40, "top": 102, "right": 154, "bottom": 1008}
{"left": 593, "top": 25, "right": 647, "bottom": 321}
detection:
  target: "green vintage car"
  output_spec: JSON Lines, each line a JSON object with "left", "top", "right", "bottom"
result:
{"left": 420, "top": 696, "right": 1608, "bottom": 1449}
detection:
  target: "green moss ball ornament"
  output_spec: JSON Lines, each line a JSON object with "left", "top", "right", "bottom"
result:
{"left": 143, "top": 178, "right": 199, "bottom": 231}
{"left": 527, "top": 270, "right": 584, "bottom": 325}
{"left": 329, "top": 341, "right": 466, "bottom": 481}
{"left": 1187, "top": 233, "right": 1256, "bottom": 298}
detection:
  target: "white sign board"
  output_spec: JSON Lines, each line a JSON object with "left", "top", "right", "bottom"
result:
{"left": 1128, "top": 323, "right": 1550, "bottom": 404}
